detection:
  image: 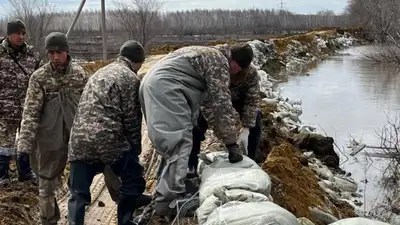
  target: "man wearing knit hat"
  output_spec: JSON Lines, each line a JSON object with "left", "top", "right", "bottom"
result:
{"left": 68, "top": 40, "right": 151, "bottom": 225}
{"left": 17, "top": 31, "right": 89, "bottom": 225}
{"left": 188, "top": 43, "right": 263, "bottom": 177}
{"left": 139, "top": 43, "right": 255, "bottom": 217}
{"left": 0, "top": 19, "right": 41, "bottom": 185}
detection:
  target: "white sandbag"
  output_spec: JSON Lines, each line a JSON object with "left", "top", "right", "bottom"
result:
{"left": 333, "top": 176, "right": 358, "bottom": 193}
{"left": 197, "top": 195, "right": 222, "bottom": 224}
{"left": 202, "top": 201, "right": 298, "bottom": 225}
{"left": 197, "top": 151, "right": 259, "bottom": 177}
{"left": 309, "top": 207, "right": 338, "bottom": 224}
{"left": 330, "top": 218, "right": 390, "bottom": 225}
{"left": 197, "top": 189, "right": 270, "bottom": 224}
{"left": 298, "top": 217, "right": 316, "bottom": 225}
{"left": 198, "top": 152, "right": 272, "bottom": 203}
{"left": 390, "top": 215, "right": 400, "bottom": 225}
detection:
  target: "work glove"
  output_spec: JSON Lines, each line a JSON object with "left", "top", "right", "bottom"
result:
{"left": 236, "top": 128, "right": 250, "bottom": 155}
{"left": 225, "top": 143, "right": 243, "bottom": 163}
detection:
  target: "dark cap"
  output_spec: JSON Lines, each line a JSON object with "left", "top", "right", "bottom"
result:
{"left": 7, "top": 20, "right": 26, "bottom": 35}
{"left": 231, "top": 43, "right": 254, "bottom": 69}
{"left": 119, "top": 40, "right": 145, "bottom": 63}
{"left": 45, "top": 32, "right": 69, "bottom": 52}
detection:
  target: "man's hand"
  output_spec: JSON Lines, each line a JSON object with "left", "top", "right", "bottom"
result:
{"left": 237, "top": 128, "right": 250, "bottom": 155}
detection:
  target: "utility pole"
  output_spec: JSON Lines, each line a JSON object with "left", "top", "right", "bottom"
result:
{"left": 66, "top": 0, "right": 108, "bottom": 60}
{"left": 101, "top": 0, "right": 108, "bottom": 60}
{"left": 66, "top": 0, "right": 86, "bottom": 38}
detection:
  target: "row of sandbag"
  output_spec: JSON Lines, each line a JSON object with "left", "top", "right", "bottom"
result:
{"left": 195, "top": 152, "right": 390, "bottom": 225}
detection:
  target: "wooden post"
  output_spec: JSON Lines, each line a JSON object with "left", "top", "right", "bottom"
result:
{"left": 101, "top": 0, "right": 108, "bottom": 60}
{"left": 66, "top": 0, "right": 87, "bottom": 38}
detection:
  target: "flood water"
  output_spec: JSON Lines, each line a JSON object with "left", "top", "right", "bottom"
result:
{"left": 278, "top": 45, "right": 400, "bottom": 215}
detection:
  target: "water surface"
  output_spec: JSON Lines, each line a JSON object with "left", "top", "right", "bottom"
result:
{"left": 278, "top": 45, "right": 400, "bottom": 215}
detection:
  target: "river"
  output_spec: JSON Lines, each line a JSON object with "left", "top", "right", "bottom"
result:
{"left": 278, "top": 45, "right": 400, "bottom": 216}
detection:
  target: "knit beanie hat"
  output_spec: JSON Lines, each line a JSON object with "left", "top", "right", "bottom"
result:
{"left": 45, "top": 32, "right": 69, "bottom": 51}
{"left": 119, "top": 40, "right": 145, "bottom": 63}
{"left": 7, "top": 20, "right": 26, "bottom": 35}
{"left": 231, "top": 43, "right": 254, "bottom": 69}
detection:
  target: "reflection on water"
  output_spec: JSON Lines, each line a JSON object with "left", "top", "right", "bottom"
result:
{"left": 278, "top": 45, "right": 400, "bottom": 215}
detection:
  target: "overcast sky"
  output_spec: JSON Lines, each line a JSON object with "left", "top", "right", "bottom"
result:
{"left": 0, "top": 0, "right": 349, "bottom": 16}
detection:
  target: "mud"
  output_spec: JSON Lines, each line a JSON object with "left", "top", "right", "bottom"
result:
{"left": 290, "top": 132, "right": 340, "bottom": 168}
{"left": 256, "top": 101, "right": 288, "bottom": 162}
{"left": 0, "top": 164, "right": 39, "bottom": 225}
{"left": 261, "top": 142, "right": 357, "bottom": 224}
{"left": 262, "top": 142, "right": 329, "bottom": 222}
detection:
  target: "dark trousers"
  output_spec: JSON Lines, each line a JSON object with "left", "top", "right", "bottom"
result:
{"left": 188, "top": 109, "right": 263, "bottom": 172}
{"left": 67, "top": 150, "right": 146, "bottom": 225}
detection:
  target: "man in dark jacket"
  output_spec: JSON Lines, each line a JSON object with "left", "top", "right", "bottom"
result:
{"left": 67, "top": 40, "right": 151, "bottom": 225}
{"left": 0, "top": 20, "right": 40, "bottom": 185}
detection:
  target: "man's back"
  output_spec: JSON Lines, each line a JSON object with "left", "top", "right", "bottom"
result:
{"left": 69, "top": 57, "right": 142, "bottom": 164}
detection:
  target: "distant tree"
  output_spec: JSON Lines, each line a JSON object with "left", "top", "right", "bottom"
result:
{"left": 113, "top": 0, "right": 163, "bottom": 49}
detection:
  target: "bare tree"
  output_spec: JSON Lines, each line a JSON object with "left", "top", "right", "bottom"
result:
{"left": 113, "top": 0, "right": 163, "bottom": 49}
{"left": 7, "top": 0, "right": 55, "bottom": 55}
{"left": 347, "top": 0, "right": 400, "bottom": 65}
{"left": 366, "top": 115, "right": 400, "bottom": 222}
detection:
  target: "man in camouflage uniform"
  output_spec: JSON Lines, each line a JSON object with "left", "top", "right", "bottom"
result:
{"left": 0, "top": 19, "right": 40, "bottom": 185}
{"left": 68, "top": 40, "right": 150, "bottom": 225}
{"left": 17, "top": 32, "right": 89, "bottom": 225}
{"left": 139, "top": 43, "right": 254, "bottom": 216}
{"left": 188, "top": 44, "right": 263, "bottom": 177}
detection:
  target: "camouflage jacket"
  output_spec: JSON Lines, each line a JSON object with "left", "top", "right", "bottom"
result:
{"left": 18, "top": 57, "right": 89, "bottom": 153}
{"left": 0, "top": 38, "right": 41, "bottom": 121}
{"left": 171, "top": 46, "right": 241, "bottom": 145}
{"left": 68, "top": 56, "right": 142, "bottom": 164}
{"left": 208, "top": 44, "right": 261, "bottom": 128}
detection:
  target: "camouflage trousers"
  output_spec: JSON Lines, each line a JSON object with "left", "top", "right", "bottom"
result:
{"left": 0, "top": 120, "right": 19, "bottom": 156}
{"left": 31, "top": 147, "right": 68, "bottom": 224}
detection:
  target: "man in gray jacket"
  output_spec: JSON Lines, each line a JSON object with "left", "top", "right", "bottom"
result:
{"left": 139, "top": 44, "right": 254, "bottom": 216}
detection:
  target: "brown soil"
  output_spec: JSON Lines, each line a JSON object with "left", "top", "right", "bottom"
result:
{"left": 0, "top": 180, "right": 39, "bottom": 225}
{"left": 262, "top": 142, "right": 329, "bottom": 222}
{"left": 256, "top": 101, "right": 288, "bottom": 162}
{"left": 329, "top": 197, "right": 358, "bottom": 218}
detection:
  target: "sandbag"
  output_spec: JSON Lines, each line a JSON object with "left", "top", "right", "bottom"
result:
{"left": 198, "top": 152, "right": 271, "bottom": 203}
{"left": 330, "top": 218, "right": 390, "bottom": 225}
{"left": 202, "top": 201, "right": 298, "bottom": 225}
{"left": 197, "top": 189, "right": 270, "bottom": 224}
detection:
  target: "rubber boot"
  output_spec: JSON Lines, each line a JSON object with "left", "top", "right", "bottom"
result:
{"left": 0, "top": 155, "right": 10, "bottom": 185}
{"left": 226, "top": 143, "right": 243, "bottom": 163}
{"left": 17, "top": 152, "right": 37, "bottom": 183}
{"left": 118, "top": 196, "right": 138, "bottom": 225}
{"left": 248, "top": 110, "right": 262, "bottom": 162}
{"left": 136, "top": 194, "right": 152, "bottom": 208}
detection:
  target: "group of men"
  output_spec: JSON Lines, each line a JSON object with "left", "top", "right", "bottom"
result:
{"left": 0, "top": 19, "right": 263, "bottom": 225}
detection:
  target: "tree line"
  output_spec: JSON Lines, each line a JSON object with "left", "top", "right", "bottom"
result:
{"left": 0, "top": 0, "right": 352, "bottom": 50}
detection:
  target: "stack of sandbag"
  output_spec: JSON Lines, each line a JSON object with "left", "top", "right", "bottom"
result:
{"left": 196, "top": 151, "right": 298, "bottom": 225}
